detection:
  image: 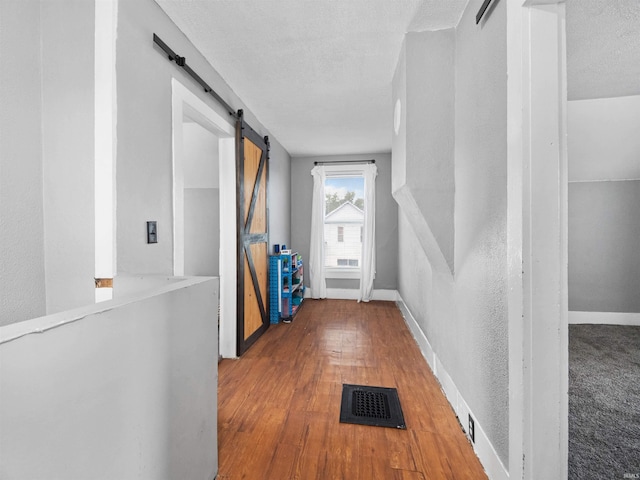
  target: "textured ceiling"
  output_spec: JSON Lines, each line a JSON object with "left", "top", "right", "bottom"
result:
{"left": 154, "top": 0, "right": 468, "bottom": 156}
{"left": 567, "top": 0, "right": 640, "bottom": 100}
{"left": 155, "top": 1, "right": 638, "bottom": 156}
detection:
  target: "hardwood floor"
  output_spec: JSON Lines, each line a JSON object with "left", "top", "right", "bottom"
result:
{"left": 218, "top": 299, "right": 487, "bottom": 480}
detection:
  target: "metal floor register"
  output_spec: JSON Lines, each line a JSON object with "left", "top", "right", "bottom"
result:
{"left": 339, "top": 384, "right": 406, "bottom": 429}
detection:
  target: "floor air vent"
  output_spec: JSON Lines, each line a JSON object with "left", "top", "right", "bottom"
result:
{"left": 339, "top": 384, "right": 406, "bottom": 429}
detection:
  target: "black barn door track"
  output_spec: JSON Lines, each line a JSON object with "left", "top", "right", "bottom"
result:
{"left": 339, "top": 384, "right": 406, "bottom": 429}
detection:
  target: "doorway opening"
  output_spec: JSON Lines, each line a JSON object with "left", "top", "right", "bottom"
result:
{"left": 181, "top": 118, "right": 219, "bottom": 277}
{"left": 172, "top": 79, "right": 237, "bottom": 358}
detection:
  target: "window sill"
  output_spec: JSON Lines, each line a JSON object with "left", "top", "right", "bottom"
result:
{"left": 325, "top": 267, "right": 361, "bottom": 280}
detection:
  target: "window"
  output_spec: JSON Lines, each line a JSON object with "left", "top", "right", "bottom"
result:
{"left": 309, "top": 162, "right": 377, "bottom": 300}
{"left": 323, "top": 175, "right": 364, "bottom": 274}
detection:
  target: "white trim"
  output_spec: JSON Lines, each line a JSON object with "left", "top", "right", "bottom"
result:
{"left": 397, "top": 297, "right": 509, "bottom": 480}
{"left": 559, "top": 8, "right": 570, "bottom": 475}
{"left": 324, "top": 267, "right": 360, "bottom": 279}
{"left": 218, "top": 137, "right": 237, "bottom": 358}
{"left": 171, "top": 78, "right": 237, "bottom": 359}
{"left": 523, "top": 6, "right": 569, "bottom": 479}
{"left": 507, "top": 2, "right": 568, "bottom": 479}
{"left": 506, "top": 1, "right": 525, "bottom": 476}
{"left": 569, "top": 178, "right": 640, "bottom": 184}
{"left": 455, "top": 392, "right": 509, "bottom": 480}
{"left": 94, "top": 0, "right": 118, "bottom": 303}
{"left": 305, "top": 288, "right": 398, "bottom": 302}
{"left": 569, "top": 311, "right": 640, "bottom": 326}
{"left": 396, "top": 299, "right": 435, "bottom": 370}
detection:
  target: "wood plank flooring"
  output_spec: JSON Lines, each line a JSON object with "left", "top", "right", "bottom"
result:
{"left": 218, "top": 299, "right": 488, "bottom": 480}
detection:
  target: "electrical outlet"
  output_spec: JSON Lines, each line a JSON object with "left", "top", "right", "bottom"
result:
{"left": 468, "top": 414, "right": 475, "bottom": 443}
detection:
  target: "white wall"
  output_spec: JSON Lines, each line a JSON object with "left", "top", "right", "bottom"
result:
{"left": 0, "top": 277, "right": 219, "bottom": 480}
{"left": 568, "top": 95, "right": 640, "bottom": 314}
{"left": 1, "top": 0, "right": 291, "bottom": 326}
{"left": 453, "top": 0, "right": 508, "bottom": 464}
{"left": 398, "top": 211, "right": 433, "bottom": 330}
{"left": 183, "top": 122, "right": 219, "bottom": 276}
{"left": 391, "top": 44, "right": 407, "bottom": 194}
{"left": 391, "top": 29, "right": 455, "bottom": 281}
{"left": 1, "top": 0, "right": 96, "bottom": 325}
{"left": 405, "top": 30, "right": 455, "bottom": 272}
{"left": 184, "top": 189, "right": 219, "bottom": 275}
{"left": 115, "top": 0, "right": 291, "bottom": 276}
{"left": 568, "top": 95, "right": 640, "bottom": 182}
{"left": 0, "top": 0, "right": 47, "bottom": 325}
{"left": 41, "top": 0, "right": 96, "bottom": 314}
{"left": 393, "top": 0, "right": 509, "bottom": 468}
{"left": 268, "top": 138, "right": 292, "bottom": 249}
{"left": 112, "top": 274, "right": 182, "bottom": 298}
{"left": 183, "top": 121, "right": 219, "bottom": 188}
{"left": 569, "top": 180, "right": 640, "bottom": 313}
{"left": 566, "top": 0, "right": 640, "bottom": 101}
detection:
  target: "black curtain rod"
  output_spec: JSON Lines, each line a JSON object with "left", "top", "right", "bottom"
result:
{"left": 153, "top": 33, "right": 237, "bottom": 118}
{"left": 475, "top": 0, "right": 493, "bottom": 24}
{"left": 314, "top": 160, "right": 375, "bottom": 165}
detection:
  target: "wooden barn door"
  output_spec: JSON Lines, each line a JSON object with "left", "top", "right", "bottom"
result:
{"left": 236, "top": 111, "right": 270, "bottom": 356}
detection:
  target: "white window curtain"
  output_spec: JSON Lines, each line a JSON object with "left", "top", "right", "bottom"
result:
{"left": 309, "top": 163, "right": 377, "bottom": 302}
{"left": 309, "top": 166, "right": 327, "bottom": 299}
{"left": 359, "top": 163, "right": 377, "bottom": 302}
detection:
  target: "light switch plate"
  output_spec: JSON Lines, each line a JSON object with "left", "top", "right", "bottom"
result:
{"left": 147, "top": 221, "right": 157, "bottom": 244}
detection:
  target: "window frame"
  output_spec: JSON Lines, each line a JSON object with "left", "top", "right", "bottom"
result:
{"left": 322, "top": 167, "right": 367, "bottom": 280}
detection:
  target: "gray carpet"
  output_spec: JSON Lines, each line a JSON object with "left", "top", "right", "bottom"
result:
{"left": 569, "top": 324, "right": 640, "bottom": 479}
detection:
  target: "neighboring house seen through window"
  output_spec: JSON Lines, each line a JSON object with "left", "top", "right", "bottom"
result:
{"left": 337, "top": 259, "right": 359, "bottom": 267}
{"left": 323, "top": 175, "right": 364, "bottom": 273}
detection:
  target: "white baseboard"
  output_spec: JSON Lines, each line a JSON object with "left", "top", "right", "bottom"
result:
{"left": 569, "top": 311, "right": 640, "bottom": 326}
{"left": 305, "top": 288, "right": 399, "bottom": 302}
{"left": 397, "top": 297, "right": 509, "bottom": 480}
{"left": 396, "top": 299, "right": 436, "bottom": 371}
